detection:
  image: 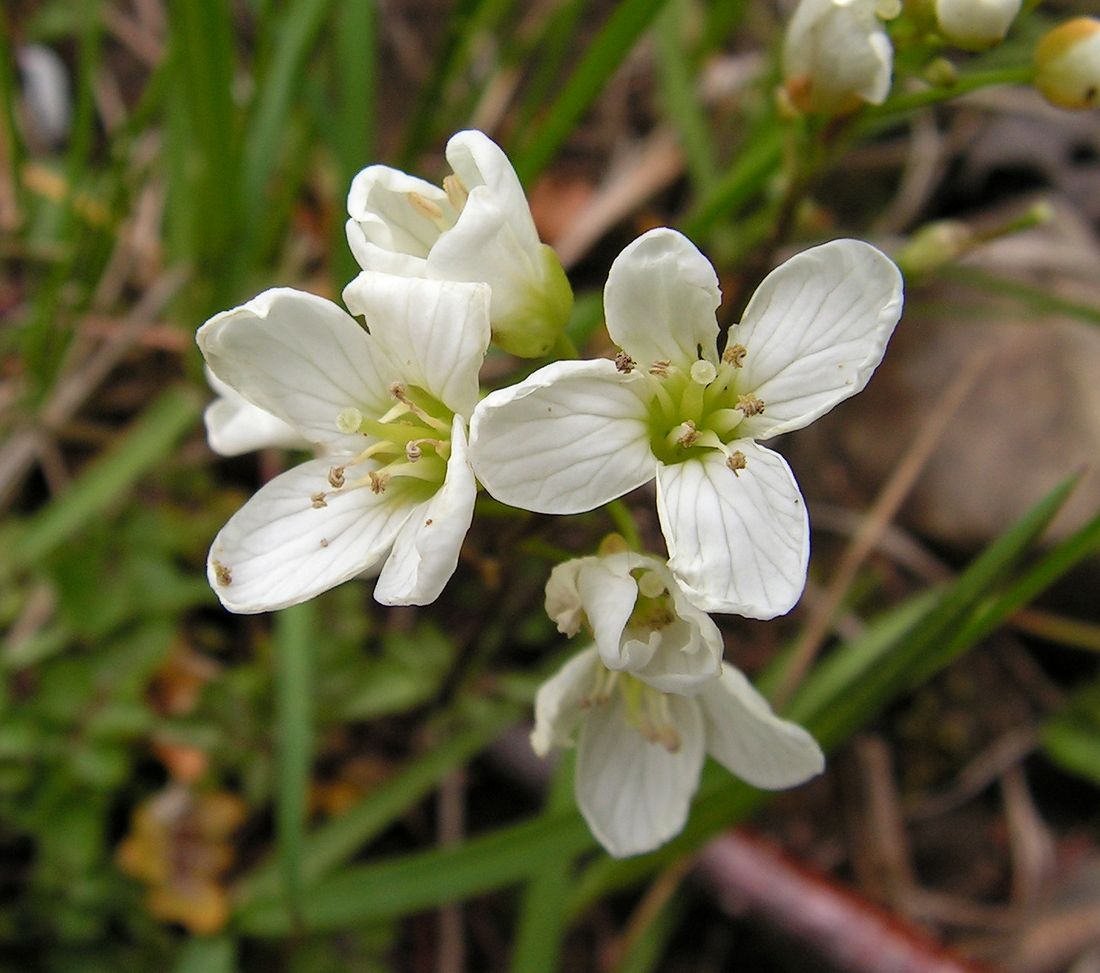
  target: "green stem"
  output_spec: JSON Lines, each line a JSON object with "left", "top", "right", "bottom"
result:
{"left": 607, "top": 500, "right": 643, "bottom": 552}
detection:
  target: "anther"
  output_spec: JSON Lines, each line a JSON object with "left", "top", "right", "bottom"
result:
{"left": 336, "top": 407, "right": 364, "bottom": 434}
{"left": 405, "top": 441, "right": 422, "bottom": 462}
{"left": 690, "top": 359, "right": 717, "bottom": 386}
{"left": 311, "top": 492, "right": 328, "bottom": 508}
{"left": 443, "top": 173, "right": 468, "bottom": 210}
{"left": 368, "top": 472, "right": 389, "bottom": 494}
{"left": 658, "top": 724, "right": 682, "bottom": 753}
{"left": 726, "top": 450, "right": 748, "bottom": 476}
{"left": 723, "top": 344, "right": 747, "bottom": 367}
{"left": 736, "top": 393, "right": 765, "bottom": 416}
{"left": 328, "top": 466, "right": 346, "bottom": 489}
{"left": 649, "top": 360, "right": 670, "bottom": 377}
{"left": 407, "top": 191, "right": 444, "bottom": 221}
{"left": 674, "top": 421, "right": 699, "bottom": 448}
{"left": 615, "top": 351, "right": 635, "bottom": 373}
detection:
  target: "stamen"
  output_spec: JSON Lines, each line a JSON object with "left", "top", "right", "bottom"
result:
{"left": 667, "top": 421, "right": 699, "bottom": 450}
{"left": 649, "top": 360, "right": 671, "bottom": 377}
{"left": 723, "top": 344, "right": 747, "bottom": 367}
{"left": 443, "top": 173, "right": 468, "bottom": 210}
{"left": 368, "top": 472, "right": 389, "bottom": 494}
{"left": 736, "top": 393, "right": 765, "bottom": 417}
{"left": 407, "top": 191, "right": 444, "bottom": 221}
{"left": 726, "top": 450, "right": 748, "bottom": 476}
{"left": 311, "top": 492, "right": 328, "bottom": 508}
{"left": 615, "top": 351, "right": 635, "bottom": 373}
{"left": 336, "top": 407, "right": 364, "bottom": 434}
{"left": 705, "top": 408, "right": 745, "bottom": 437}
{"left": 328, "top": 466, "right": 346, "bottom": 489}
{"left": 405, "top": 441, "right": 422, "bottom": 462}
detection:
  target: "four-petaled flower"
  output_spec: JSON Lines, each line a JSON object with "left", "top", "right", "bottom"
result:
{"left": 346, "top": 130, "right": 572, "bottom": 358}
{"left": 532, "top": 646, "right": 824, "bottom": 858}
{"left": 198, "top": 272, "right": 490, "bottom": 612}
{"left": 546, "top": 550, "right": 724, "bottom": 695}
{"left": 470, "top": 228, "right": 903, "bottom": 619}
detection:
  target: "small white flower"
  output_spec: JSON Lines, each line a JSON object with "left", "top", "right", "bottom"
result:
{"left": 782, "top": 0, "right": 894, "bottom": 114}
{"left": 203, "top": 367, "right": 309, "bottom": 457}
{"left": 1035, "top": 17, "right": 1100, "bottom": 111}
{"left": 197, "top": 273, "right": 491, "bottom": 612}
{"left": 546, "top": 550, "right": 723, "bottom": 695}
{"left": 935, "top": 0, "right": 1021, "bottom": 50}
{"left": 346, "top": 130, "right": 572, "bottom": 358}
{"left": 470, "top": 229, "right": 903, "bottom": 619}
{"left": 532, "top": 646, "right": 824, "bottom": 858}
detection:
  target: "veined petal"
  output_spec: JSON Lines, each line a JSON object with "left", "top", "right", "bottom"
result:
{"left": 634, "top": 578, "right": 725, "bottom": 695}
{"left": 700, "top": 664, "right": 825, "bottom": 789}
{"left": 346, "top": 164, "right": 456, "bottom": 263}
{"left": 576, "top": 692, "right": 705, "bottom": 858}
{"left": 469, "top": 360, "right": 653, "bottom": 514}
{"left": 203, "top": 368, "right": 308, "bottom": 456}
{"left": 656, "top": 445, "right": 809, "bottom": 618}
{"left": 207, "top": 458, "right": 412, "bottom": 614}
{"left": 603, "top": 228, "right": 720, "bottom": 370}
{"left": 197, "top": 288, "right": 392, "bottom": 450}
{"left": 731, "top": 239, "right": 903, "bottom": 439}
{"left": 445, "top": 130, "right": 542, "bottom": 261}
{"left": 530, "top": 646, "right": 600, "bottom": 757}
{"left": 342, "top": 273, "right": 491, "bottom": 418}
{"left": 373, "top": 417, "right": 477, "bottom": 606}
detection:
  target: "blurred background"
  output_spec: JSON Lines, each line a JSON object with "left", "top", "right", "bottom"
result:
{"left": 3, "top": 0, "right": 1100, "bottom": 970}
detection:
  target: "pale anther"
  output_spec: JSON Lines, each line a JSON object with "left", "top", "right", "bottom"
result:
{"left": 649, "top": 360, "right": 670, "bottom": 377}
{"left": 736, "top": 393, "right": 765, "bottom": 416}
{"left": 690, "top": 359, "right": 717, "bottom": 385}
{"left": 726, "top": 450, "right": 748, "bottom": 476}
{"left": 336, "top": 407, "right": 364, "bottom": 434}
{"left": 675, "top": 421, "right": 699, "bottom": 448}
{"left": 723, "top": 344, "right": 747, "bottom": 367}
{"left": 328, "top": 466, "right": 346, "bottom": 489}
{"left": 407, "top": 191, "right": 444, "bottom": 221}
{"left": 442, "top": 173, "right": 468, "bottom": 210}
{"left": 637, "top": 570, "right": 666, "bottom": 599}
{"left": 311, "top": 492, "right": 327, "bottom": 508}
{"left": 368, "top": 472, "right": 389, "bottom": 494}
{"left": 405, "top": 441, "right": 422, "bottom": 462}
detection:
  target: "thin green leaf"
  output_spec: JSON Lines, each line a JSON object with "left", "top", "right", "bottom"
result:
{"left": 274, "top": 602, "right": 316, "bottom": 930}
{"left": 512, "top": 0, "right": 672, "bottom": 185}
{"left": 234, "top": 700, "right": 520, "bottom": 907}
{"left": 3, "top": 386, "right": 201, "bottom": 572}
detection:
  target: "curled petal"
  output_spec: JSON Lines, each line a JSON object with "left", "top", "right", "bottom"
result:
{"left": 731, "top": 239, "right": 903, "bottom": 439}
{"left": 530, "top": 647, "right": 600, "bottom": 757}
{"left": 373, "top": 417, "right": 477, "bottom": 606}
{"left": 700, "top": 664, "right": 825, "bottom": 789}
{"left": 346, "top": 164, "right": 455, "bottom": 266}
{"left": 656, "top": 445, "right": 809, "bottom": 619}
{"left": 469, "top": 360, "right": 653, "bottom": 514}
{"left": 203, "top": 368, "right": 308, "bottom": 456}
{"left": 207, "top": 458, "right": 412, "bottom": 614}
{"left": 576, "top": 692, "right": 705, "bottom": 858}
{"left": 603, "top": 228, "right": 721, "bottom": 370}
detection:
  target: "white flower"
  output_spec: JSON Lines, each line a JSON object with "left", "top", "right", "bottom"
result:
{"left": 935, "top": 0, "right": 1020, "bottom": 50}
{"left": 1035, "top": 17, "right": 1100, "bottom": 111}
{"left": 470, "top": 229, "right": 903, "bottom": 619}
{"left": 197, "top": 273, "right": 491, "bottom": 612}
{"left": 203, "top": 367, "right": 309, "bottom": 457}
{"left": 782, "top": 0, "right": 894, "bottom": 114}
{"left": 532, "top": 647, "right": 824, "bottom": 858}
{"left": 546, "top": 550, "right": 723, "bottom": 695}
{"left": 346, "top": 130, "right": 572, "bottom": 358}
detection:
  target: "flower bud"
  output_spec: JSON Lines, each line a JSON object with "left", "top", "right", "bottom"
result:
{"left": 894, "top": 220, "right": 973, "bottom": 278}
{"left": 782, "top": 0, "right": 895, "bottom": 115}
{"left": 935, "top": 0, "right": 1020, "bottom": 51}
{"left": 1035, "top": 17, "right": 1100, "bottom": 110}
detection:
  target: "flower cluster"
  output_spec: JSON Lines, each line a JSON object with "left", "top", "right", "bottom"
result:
{"left": 199, "top": 130, "right": 904, "bottom": 857}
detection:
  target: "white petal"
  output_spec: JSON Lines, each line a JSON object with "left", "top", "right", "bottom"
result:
{"left": 444, "top": 130, "right": 542, "bottom": 261}
{"left": 936, "top": 0, "right": 1020, "bottom": 49}
{"left": 574, "top": 556, "right": 646, "bottom": 673}
{"left": 203, "top": 368, "right": 308, "bottom": 456}
{"left": 342, "top": 272, "right": 491, "bottom": 418}
{"left": 469, "top": 360, "right": 654, "bottom": 514}
{"left": 530, "top": 646, "right": 600, "bottom": 757}
{"left": 544, "top": 559, "right": 590, "bottom": 638}
{"left": 656, "top": 445, "right": 809, "bottom": 619}
{"left": 700, "top": 664, "right": 825, "bottom": 789}
{"left": 197, "top": 288, "right": 392, "bottom": 450}
{"left": 731, "top": 239, "right": 903, "bottom": 439}
{"left": 346, "top": 164, "right": 455, "bottom": 265}
{"left": 373, "top": 417, "right": 477, "bottom": 606}
{"left": 603, "top": 228, "right": 721, "bottom": 370}
{"left": 576, "top": 692, "right": 705, "bottom": 858}
{"left": 207, "top": 458, "right": 412, "bottom": 613}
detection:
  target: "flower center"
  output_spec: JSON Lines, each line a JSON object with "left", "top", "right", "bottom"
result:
{"left": 642, "top": 343, "right": 761, "bottom": 470}
{"left": 626, "top": 569, "right": 675, "bottom": 632}
{"left": 584, "top": 669, "right": 682, "bottom": 753}
{"left": 322, "top": 384, "right": 454, "bottom": 502}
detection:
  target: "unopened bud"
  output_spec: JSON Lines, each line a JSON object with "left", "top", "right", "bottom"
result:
{"left": 935, "top": 0, "right": 1021, "bottom": 51}
{"left": 895, "top": 220, "right": 973, "bottom": 278}
{"left": 1035, "top": 18, "right": 1100, "bottom": 110}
